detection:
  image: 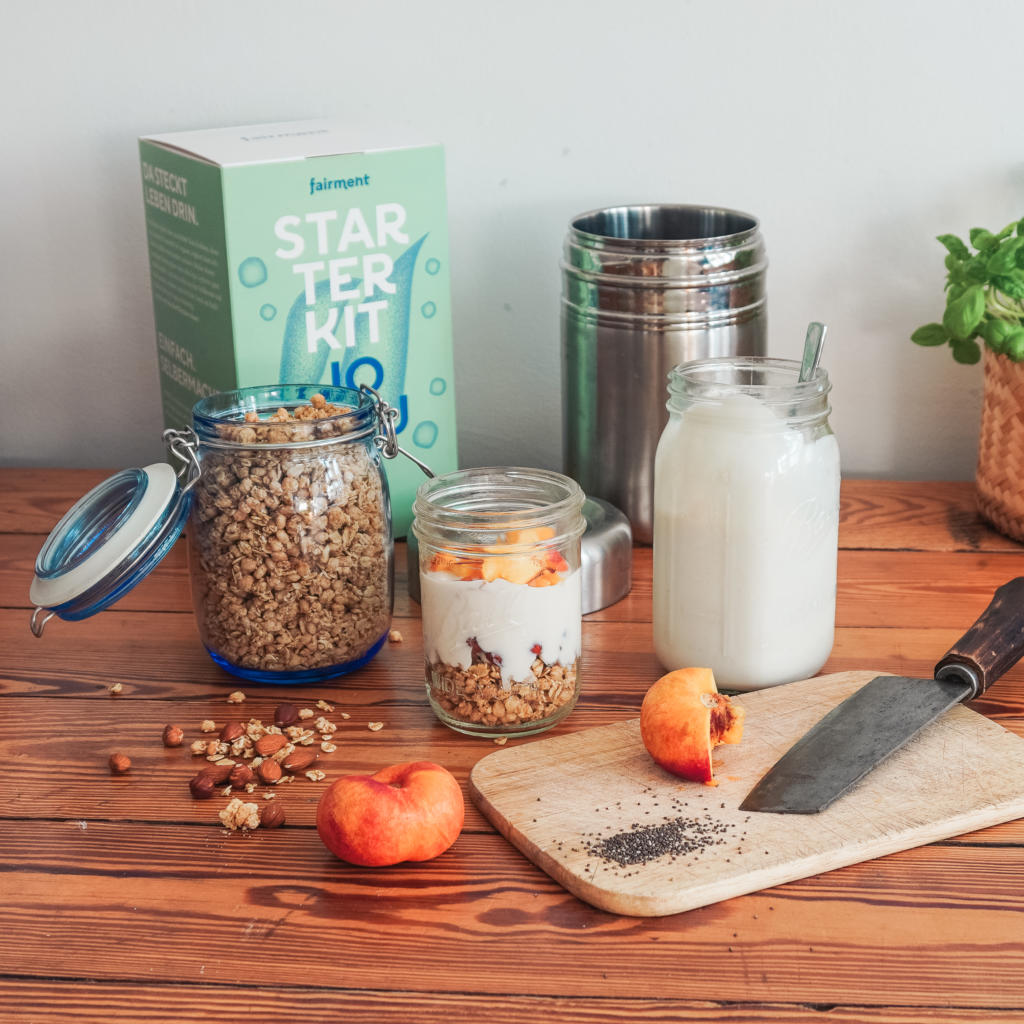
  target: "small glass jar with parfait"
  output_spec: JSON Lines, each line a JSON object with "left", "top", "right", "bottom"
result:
{"left": 412, "top": 467, "right": 586, "bottom": 738}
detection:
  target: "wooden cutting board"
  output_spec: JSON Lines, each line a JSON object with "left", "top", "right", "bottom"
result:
{"left": 469, "top": 671, "right": 1024, "bottom": 917}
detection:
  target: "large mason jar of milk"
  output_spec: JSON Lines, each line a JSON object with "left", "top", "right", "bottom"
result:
{"left": 653, "top": 357, "right": 840, "bottom": 690}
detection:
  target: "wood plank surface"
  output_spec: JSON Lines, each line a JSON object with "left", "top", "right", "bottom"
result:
{"left": 837, "top": 478, "right": 1021, "bottom": 551}
{"left": 3, "top": 472, "right": 1024, "bottom": 1021}
{"left": 4, "top": 982, "right": 1023, "bottom": 1024}
{"left": 5, "top": 984, "right": 1024, "bottom": 1024}
{"left": 3, "top": 820, "right": 1024, "bottom": 1007}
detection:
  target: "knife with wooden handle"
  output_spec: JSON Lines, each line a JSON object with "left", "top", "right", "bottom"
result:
{"left": 740, "top": 577, "right": 1024, "bottom": 814}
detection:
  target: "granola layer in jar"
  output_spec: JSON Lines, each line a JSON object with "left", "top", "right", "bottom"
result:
{"left": 413, "top": 467, "right": 585, "bottom": 737}
{"left": 188, "top": 385, "right": 393, "bottom": 683}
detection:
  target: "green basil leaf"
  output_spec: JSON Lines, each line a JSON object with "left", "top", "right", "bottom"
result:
{"left": 942, "top": 284, "right": 986, "bottom": 340}
{"left": 995, "top": 221, "right": 1017, "bottom": 243}
{"left": 911, "top": 323, "right": 950, "bottom": 347}
{"left": 937, "top": 233, "right": 971, "bottom": 260}
{"left": 952, "top": 338, "right": 982, "bottom": 364}
{"left": 1005, "top": 327, "right": 1024, "bottom": 361}
{"left": 945, "top": 263, "right": 970, "bottom": 288}
{"left": 1018, "top": 217, "right": 1024, "bottom": 237}
{"left": 965, "top": 255, "right": 990, "bottom": 283}
{"left": 993, "top": 275, "right": 1024, "bottom": 302}
{"left": 987, "top": 237, "right": 1024, "bottom": 275}
{"left": 980, "top": 318, "right": 1014, "bottom": 352}
{"left": 970, "top": 228, "right": 997, "bottom": 251}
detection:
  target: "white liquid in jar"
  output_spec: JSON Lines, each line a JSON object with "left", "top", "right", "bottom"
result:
{"left": 653, "top": 392, "right": 840, "bottom": 690}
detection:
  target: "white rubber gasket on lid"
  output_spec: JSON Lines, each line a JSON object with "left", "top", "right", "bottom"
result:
{"left": 29, "top": 463, "right": 179, "bottom": 610}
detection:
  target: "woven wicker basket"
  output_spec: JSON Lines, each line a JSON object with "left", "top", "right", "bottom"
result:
{"left": 976, "top": 347, "right": 1024, "bottom": 542}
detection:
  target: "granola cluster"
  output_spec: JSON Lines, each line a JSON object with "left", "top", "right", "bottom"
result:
{"left": 427, "top": 655, "right": 579, "bottom": 731}
{"left": 219, "top": 798, "right": 260, "bottom": 831}
{"left": 189, "top": 395, "right": 391, "bottom": 674}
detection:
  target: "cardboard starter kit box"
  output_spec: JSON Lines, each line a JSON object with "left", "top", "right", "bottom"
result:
{"left": 138, "top": 118, "right": 457, "bottom": 535}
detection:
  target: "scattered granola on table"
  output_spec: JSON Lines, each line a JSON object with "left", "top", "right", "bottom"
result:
{"left": 109, "top": 700, "right": 352, "bottom": 830}
{"left": 219, "top": 798, "right": 261, "bottom": 831}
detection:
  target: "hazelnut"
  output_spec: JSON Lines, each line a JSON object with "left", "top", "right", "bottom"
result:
{"left": 229, "top": 764, "right": 255, "bottom": 789}
{"left": 259, "top": 803, "right": 286, "bottom": 829}
{"left": 162, "top": 725, "right": 185, "bottom": 748}
{"left": 257, "top": 758, "right": 283, "bottom": 784}
{"left": 189, "top": 774, "right": 216, "bottom": 799}
{"left": 108, "top": 753, "right": 131, "bottom": 775}
{"left": 274, "top": 702, "right": 299, "bottom": 728}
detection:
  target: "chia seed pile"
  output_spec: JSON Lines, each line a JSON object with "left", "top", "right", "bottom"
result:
{"left": 546, "top": 787, "right": 750, "bottom": 877}
{"left": 585, "top": 814, "right": 732, "bottom": 867}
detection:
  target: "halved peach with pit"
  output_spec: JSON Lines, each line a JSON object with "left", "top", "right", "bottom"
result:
{"left": 639, "top": 668, "right": 744, "bottom": 785}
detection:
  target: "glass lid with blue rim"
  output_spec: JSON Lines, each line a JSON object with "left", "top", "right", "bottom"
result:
{"left": 29, "top": 432, "right": 200, "bottom": 637}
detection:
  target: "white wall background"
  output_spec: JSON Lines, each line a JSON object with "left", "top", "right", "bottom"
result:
{"left": 3, "top": 0, "right": 1020, "bottom": 480}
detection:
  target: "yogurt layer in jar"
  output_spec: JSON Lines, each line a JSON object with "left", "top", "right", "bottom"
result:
{"left": 413, "top": 468, "right": 585, "bottom": 738}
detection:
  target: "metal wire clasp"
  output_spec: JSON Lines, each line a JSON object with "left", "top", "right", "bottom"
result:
{"left": 30, "top": 607, "right": 54, "bottom": 638}
{"left": 359, "top": 384, "right": 435, "bottom": 479}
{"left": 162, "top": 427, "right": 202, "bottom": 493}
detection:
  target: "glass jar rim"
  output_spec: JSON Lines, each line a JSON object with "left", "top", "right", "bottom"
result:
{"left": 668, "top": 356, "right": 830, "bottom": 407}
{"left": 412, "top": 466, "right": 586, "bottom": 541}
{"left": 192, "top": 384, "right": 375, "bottom": 446}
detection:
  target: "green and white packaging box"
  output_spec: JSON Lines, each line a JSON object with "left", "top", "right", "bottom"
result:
{"left": 139, "top": 118, "right": 457, "bottom": 535}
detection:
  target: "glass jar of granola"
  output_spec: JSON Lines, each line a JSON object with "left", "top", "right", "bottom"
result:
{"left": 185, "top": 385, "right": 394, "bottom": 683}
{"left": 412, "top": 467, "right": 586, "bottom": 737}
{"left": 28, "top": 384, "right": 417, "bottom": 685}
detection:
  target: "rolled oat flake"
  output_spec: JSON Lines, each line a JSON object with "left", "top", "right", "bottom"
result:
{"left": 29, "top": 384, "right": 431, "bottom": 685}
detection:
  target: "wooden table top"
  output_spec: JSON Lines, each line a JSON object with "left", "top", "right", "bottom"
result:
{"left": 3, "top": 471, "right": 1024, "bottom": 1023}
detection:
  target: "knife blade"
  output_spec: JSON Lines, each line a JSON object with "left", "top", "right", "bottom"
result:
{"left": 740, "top": 576, "right": 1024, "bottom": 814}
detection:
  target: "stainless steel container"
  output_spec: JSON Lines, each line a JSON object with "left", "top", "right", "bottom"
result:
{"left": 561, "top": 204, "right": 767, "bottom": 542}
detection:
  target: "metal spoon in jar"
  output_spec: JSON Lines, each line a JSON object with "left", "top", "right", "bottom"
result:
{"left": 799, "top": 321, "right": 827, "bottom": 382}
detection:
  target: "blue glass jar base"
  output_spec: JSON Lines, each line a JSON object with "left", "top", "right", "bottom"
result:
{"left": 204, "top": 631, "right": 388, "bottom": 685}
